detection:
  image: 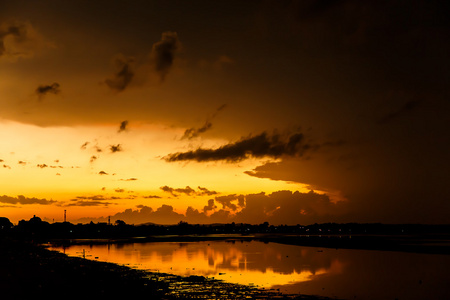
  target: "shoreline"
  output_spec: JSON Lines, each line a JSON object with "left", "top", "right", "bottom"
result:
{"left": 48, "top": 233, "right": 450, "bottom": 255}
{"left": 0, "top": 237, "right": 334, "bottom": 299}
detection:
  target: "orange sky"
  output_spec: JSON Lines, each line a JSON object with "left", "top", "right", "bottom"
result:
{"left": 1, "top": 1, "right": 449, "bottom": 224}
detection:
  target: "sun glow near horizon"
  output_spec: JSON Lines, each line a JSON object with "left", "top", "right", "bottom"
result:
{"left": 0, "top": 121, "right": 313, "bottom": 224}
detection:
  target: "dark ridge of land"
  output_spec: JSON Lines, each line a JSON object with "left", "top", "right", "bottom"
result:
{"left": 0, "top": 237, "right": 334, "bottom": 300}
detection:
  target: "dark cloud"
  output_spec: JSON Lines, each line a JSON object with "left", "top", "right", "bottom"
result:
{"left": 74, "top": 195, "right": 114, "bottom": 201}
{"left": 74, "top": 189, "right": 341, "bottom": 225}
{"left": 182, "top": 121, "right": 212, "bottom": 140}
{"left": 3, "top": 165, "right": 10, "bottom": 169}
{"left": 35, "top": 82, "right": 60, "bottom": 99}
{"left": 166, "top": 131, "right": 310, "bottom": 162}
{"left": 109, "top": 144, "right": 122, "bottom": 153}
{"left": 80, "top": 142, "right": 89, "bottom": 150}
{"left": 181, "top": 104, "right": 226, "bottom": 140}
{"left": 105, "top": 55, "right": 135, "bottom": 92}
{"left": 98, "top": 170, "right": 108, "bottom": 175}
{"left": 90, "top": 156, "right": 97, "bottom": 163}
{"left": 378, "top": 100, "right": 422, "bottom": 124}
{"left": 160, "top": 185, "right": 218, "bottom": 197}
{"left": 203, "top": 199, "right": 216, "bottom": 213}
{"left": 197, "top": 186, "right": 218, "bottom": 196}
{"left": 66, "top": 200, "right": 113, "bottom": 207}
{"left": 143, "top": 195, "right": 161, "bottom": 199}
{"left": 120, "top": 178, "right": 138, "bottom": 181}
{"left": 0, "top": 23, "right": 26, "bottom": 56}
{"left": 118, "top": 120, "right": 128, "bottom": 133}
{"left": 0, "top": 195, "right": 56, "bottom": 205}
{"left": 36, "top": 164, "right": 48, "bottom": 168}
{"left": 160, "top": 185, "right": 196, "bottom": 197}
{"left": 18, "top": 160, "right": 26, "bottom": 165}
{"left": 115, "top": 188, "right": 125, "bottom": 193}
{"left": 215, "top": 194, "right": 245, "bottom": 211}
{"left": 151, "top": 31, "right": 180, "bottom": 81}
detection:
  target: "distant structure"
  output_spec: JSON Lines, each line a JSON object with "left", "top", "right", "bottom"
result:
{"left": 108, "top": 216, "right": 111, "bottom": 226}
{"left": 64, "top": 210, "right": 66, "bottom": 223}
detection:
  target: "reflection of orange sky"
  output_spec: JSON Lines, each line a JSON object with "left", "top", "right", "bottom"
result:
{"left": 53, "top": 241, "right": 341, "bottom": 289}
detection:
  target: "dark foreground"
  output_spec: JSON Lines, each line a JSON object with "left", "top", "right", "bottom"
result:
{"left": 0, "top": 238, "right": 333, "bottom": 300}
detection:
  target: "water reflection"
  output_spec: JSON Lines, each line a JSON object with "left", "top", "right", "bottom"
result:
{"left": 56, "top": 240, "right": 339, "bottom": 287}
{"left": 53, "top": 240, "right": 450, "bottom": 300}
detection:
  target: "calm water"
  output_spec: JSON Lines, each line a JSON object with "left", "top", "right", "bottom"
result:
{"left": 52, "top": 240, "right": 450, "bottom": 300}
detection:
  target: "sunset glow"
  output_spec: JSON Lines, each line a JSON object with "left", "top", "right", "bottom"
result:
{"left": 1, "top": 1, "right": 448, "bottom": 225}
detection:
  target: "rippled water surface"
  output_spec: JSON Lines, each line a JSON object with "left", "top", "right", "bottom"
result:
{"left": 52, "top": 240, "right": 450, "bottom": 299}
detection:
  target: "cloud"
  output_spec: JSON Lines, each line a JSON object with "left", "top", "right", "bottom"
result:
{"left": 35, "top": 82, "right": 60, "bottom": 100}
{"left": 197, "top": 186, "right": 218, "bottom": 196}
{"left": 181, "top": 104, "right": 227, "bottom": 140}
{"left": 160, "top": 185, "right": 218, "bottom": 197}
{"left": 182, "top": 121, "right": 212, "bottom": 140}
{"left": 143, "top": 195, "right": 161, "bottom": 199}
{"left": 150, "top": 31, "right": 180, "bottom": 81}
{"left": 98, "top": 171, "right": 108, "bottom": 175}
{"left": 160, "top": 185, "right": 196, "bottom": 197}
{"left": 378, "top": 99, "right": 422, "bottom": 124}
{"left": 0, "top": 195, "right": 56, "bottom": 205}
{"left": 80, "top": 142, "right": 89, "bottom": 150}
{"left": 115, "top": 188, "right": 125, "bottom": 193}
{"left": 203, "top": 199, "right": 217, "bottom": 214}
{"left": 36, "top": 164, "right": 48, "bottom": 168}
{"left": 90, "top": 156, "right": 97, "bottom": 163}
{"left": 118, "top": 120, "right": 129, "bottom": 133}
{"left": 109, "top": 144, "right": 122, "bottom": 153}
{"left": 75, "top": 189, "right": 343, "bottom": 225}
{"left": 0, "top": 21, "right": 51, "bottom": 60}
{"left": 215, "top": 194, "right": 245, "bottom": 211}
{"left": 105, "top": 54, "right": 135, "bottom": 92}
{"left": 66, "top": 200, "right": 113, "bottom": 207}
{"left": 165, "top": 130, "right": 311, "bottom": 162}
{"left": 120, "top": 178, "right": 138, "bottom": 181}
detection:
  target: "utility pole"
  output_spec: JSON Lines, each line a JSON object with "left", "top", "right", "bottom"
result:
{"left": 64, "top": 210, "right": 66, "bottom": 223}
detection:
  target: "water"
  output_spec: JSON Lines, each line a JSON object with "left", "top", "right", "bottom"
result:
{"left": 52, "top": 240, "right": 450, "bottom": 300}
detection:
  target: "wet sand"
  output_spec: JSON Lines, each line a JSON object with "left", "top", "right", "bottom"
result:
{"left": 0, "top": 237, "right": 333, "bottom": 300}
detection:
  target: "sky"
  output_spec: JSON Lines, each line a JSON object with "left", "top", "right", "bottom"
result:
{"left": 0, "top": 0, "right": 449, "bottom": 225}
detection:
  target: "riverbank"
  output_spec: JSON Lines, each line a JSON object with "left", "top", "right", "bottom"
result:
{"left": 0, "top": 237, "right": 333, "bottom": 299}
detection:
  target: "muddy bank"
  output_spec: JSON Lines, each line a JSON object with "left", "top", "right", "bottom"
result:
{"left": 0, "top": 238, "right": 333, "bottom": 299}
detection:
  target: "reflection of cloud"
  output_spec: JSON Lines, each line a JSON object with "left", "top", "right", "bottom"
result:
{"left": 0, "top": 195, "right": 56, "bottom": 205}
{"left": 166, "top": 130, "right": 311, "bottom": 162}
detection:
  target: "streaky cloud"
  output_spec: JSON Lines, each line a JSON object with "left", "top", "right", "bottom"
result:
{"left": 0, "top": 195, "right": 56, "bottom": 205}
